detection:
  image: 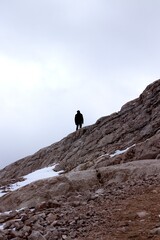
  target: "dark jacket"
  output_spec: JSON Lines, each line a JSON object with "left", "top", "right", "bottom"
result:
{"left": 75, "top": 111, "right": 84, "bottom": 125}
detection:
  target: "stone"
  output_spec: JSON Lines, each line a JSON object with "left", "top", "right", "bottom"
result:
{"left": 23, "top": 225, "right": 31, "bottom": 234}
{"left": 28, "top": 230, "right": 46, "bottom": 240}
{"left": 46, "top": 213, "right": 57, "bottom": 223}
{"left": 150, "top": 227, "right": 160, "bottom": 235}
{"left": 136, "top": 211, "right": 148, "bottom": 218}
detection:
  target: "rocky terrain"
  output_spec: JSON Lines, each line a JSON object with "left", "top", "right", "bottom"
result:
{"left": 0, "top": 79, "right": 160, "bottom": 239}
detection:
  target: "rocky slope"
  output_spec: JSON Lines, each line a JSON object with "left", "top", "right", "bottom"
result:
{"left": 0, "top": 79, "right": 160, "bottom": 182}
{"left": 0, "top": 79, "right": 160, "bottom": 239}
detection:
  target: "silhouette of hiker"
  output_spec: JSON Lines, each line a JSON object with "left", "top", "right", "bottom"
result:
{"left": 75, "top": 110, "right": 84, "bottom": 131}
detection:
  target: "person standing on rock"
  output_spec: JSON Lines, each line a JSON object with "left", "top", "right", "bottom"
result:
{"left": 75, "top": 110, "right": 84, "bottom": 131}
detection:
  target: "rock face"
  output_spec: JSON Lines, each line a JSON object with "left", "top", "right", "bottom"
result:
{"left": 0, "top": 79, "right": 160, "bottom": 239}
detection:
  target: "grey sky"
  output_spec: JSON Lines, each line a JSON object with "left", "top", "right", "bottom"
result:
{"left": 0, "top": 0, "right": 159, "bottom": 169}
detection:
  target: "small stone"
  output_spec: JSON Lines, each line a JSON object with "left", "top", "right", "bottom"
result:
{"left": 21, "top": 213, "right": 28, "bottom": 222}
{"left": 62, "top": 234, "right": 68, "bottom": 239}
{"left": 152, "top": 189, "right": 158, "bottom": 194}
{"left": 51, "top": 220, "right": 60, "bottom": 226}
{"left": 28, "top": 230, "right": 46, "bottom": 240}
{"left": 71, "top": 201, "right": 80, "bottom": 207}
{"left": 150, "top": 227, "right": 160, "bottom": 235}
{"left": 23, "top": 225, "right": 31, "bottom": 234}
{"left": 46, "top": 213, "right": 57, "bottom": 223}
{"left": 136, "top": 211, "right": 148, "bottom": 218}
{"left": 95, "top": 188, "right": 104, "bottom": 195}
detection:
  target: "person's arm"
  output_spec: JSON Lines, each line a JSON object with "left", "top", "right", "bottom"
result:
{"left": 81, "top": 114, "right": 84, "bottom": 124}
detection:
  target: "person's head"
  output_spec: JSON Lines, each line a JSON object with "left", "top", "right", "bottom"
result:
{"left": 77, "top": 110, "right": 80, "bottom": 113}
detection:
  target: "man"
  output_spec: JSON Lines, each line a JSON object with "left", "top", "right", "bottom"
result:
{"left": 75, "top": 110, "right": 84, "bottom": 131}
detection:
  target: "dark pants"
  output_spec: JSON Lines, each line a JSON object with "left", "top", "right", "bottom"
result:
{"left": 76, "top": 123, "right": 82, "bottom": 131}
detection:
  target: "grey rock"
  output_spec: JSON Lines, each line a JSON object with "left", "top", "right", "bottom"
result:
{"left": 28, "top": 230, "right": 46, "bottom": 240}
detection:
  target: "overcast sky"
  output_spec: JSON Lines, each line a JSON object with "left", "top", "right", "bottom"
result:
{"left": 0, "top": 0, "right": 159, "bottom": 169}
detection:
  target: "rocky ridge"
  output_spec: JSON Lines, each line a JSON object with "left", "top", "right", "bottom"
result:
{"left": 0, "top": 79, "right": 160, "bottom": 239}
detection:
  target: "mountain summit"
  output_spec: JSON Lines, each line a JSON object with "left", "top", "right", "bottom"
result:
{"left": 0, "top": 79, "right": 160, "bottom": 239}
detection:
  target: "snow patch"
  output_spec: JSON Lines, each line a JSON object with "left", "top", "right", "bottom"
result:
{"left": 110, "top": 144, "right": 135, "bottom": 157}
{"left": 0, "top": 164, "right": 63, "bottom": 198}
{"left": 0, "top": 224, "right": 4, "bottom": 230}
{"left": 0, "top": 191, "right": 8, "bottom": 198}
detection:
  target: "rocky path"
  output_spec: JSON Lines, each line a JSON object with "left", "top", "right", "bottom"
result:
{"left": 1, "top": 180, "right": 160, "bottom": 240}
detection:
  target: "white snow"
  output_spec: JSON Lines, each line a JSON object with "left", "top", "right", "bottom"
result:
{"left": 0, "top": 224, "right": 4, "bottom": 230}
{"left": 110, "top": 149, "right": 128, "bottom": 157}
{"left": 0, "top": 191, "right": 8, "bottom": 198}
{"left": 0, "top": 210, "right": 12, "bottom": 215}
{"left": 0, "top": 165, "right": 63, "bottom": 198}
{"left": 96, "top": 145, "right": 136, "bottom": 162}
{"left": 110, "top": 144, "right": 136, "bottom": 157}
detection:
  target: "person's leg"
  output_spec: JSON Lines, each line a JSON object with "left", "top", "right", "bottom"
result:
{"left": 80, "top": 123, "right": 82, "bottom": 128}
{"left": 76, "top": 125, "right": 78, "bottom": 131}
